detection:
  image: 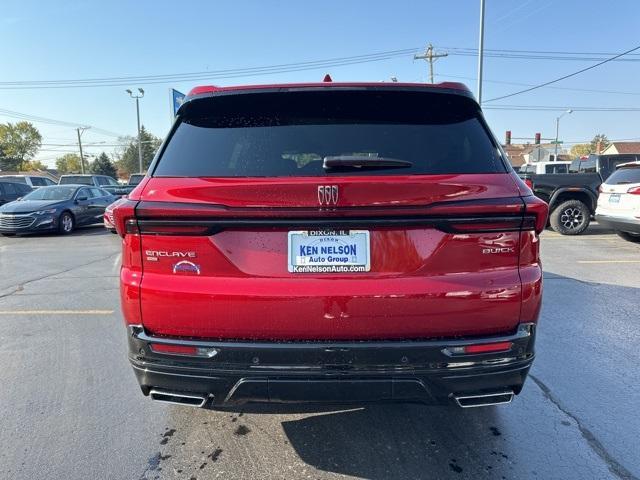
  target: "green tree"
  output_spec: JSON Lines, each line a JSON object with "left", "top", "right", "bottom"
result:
{"left": 22, "top": 159, "right": 48, "bottom": 170}
{"left": 590, "top": 134, "right": 609, "bottom": 153}
{"left": 0, "top": 121, "right": 42, "bottom": 171}
{"left": 115, "top": 126, "right": 162, "bottom": 175}
{"left": 56, "top": 153, "right": 82, "bottom": 173}
{"left": 570, "top": 144, "right": 591, "bottom": 157}
{"left": 91, "top": 152, "right": 117, "bottom": 178}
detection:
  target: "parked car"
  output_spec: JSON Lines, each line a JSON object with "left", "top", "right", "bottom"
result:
{"left": 519, "top": 153, "right": 640, "bottom": 235}
{"left": 0, "top": 185, "right": 118, "bottom": 236}
{"left": 0, "top": 181, "right": 33, "bottom": 206}
{"left": 0, "top": 174, "right": 56, "bottom": 188}
{"left": 104, "top": 197, "right": 127, "bottom": 233}
{"left": 58, "top": 174, "right": 134, "bottom": 196}
{"left": 595, "top": 162, "right": 640, "bottom": 242}
{"left": 127, "top": 174, "right": 146, "bottom": 186}
{"left": 114, "top": 81, "right": 548, "bottom": 409}
{"left": 518, "top": 161, "right": 572, "bottom": 175}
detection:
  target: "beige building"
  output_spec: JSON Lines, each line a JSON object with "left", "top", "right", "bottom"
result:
{"left": 601, "top": 142, "right": 640, "bottom": 155}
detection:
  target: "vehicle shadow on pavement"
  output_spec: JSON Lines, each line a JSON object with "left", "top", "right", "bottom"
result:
{"left": 11, "top": 225, "right": 111, "bottom": 238}
{"left": 280, "top": 403, "right": 502, "bottom": 479}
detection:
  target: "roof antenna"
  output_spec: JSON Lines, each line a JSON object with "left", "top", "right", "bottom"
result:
{"left": 323, "top": 74, "right": 333, "bottom": 82}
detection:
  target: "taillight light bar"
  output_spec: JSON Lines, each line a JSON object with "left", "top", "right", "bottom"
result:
{"left": 444, "top": 341, "right": 513, "bottom": 356}
{"left": 522, "top": 195, "right": 548, "bottom": 234}
{"left": 628, "top": 186, "right": 640, "bottom": 195}
{"left": 112, "top": 199, "right": 138, "bottom": 237}
{"left": 150, "top": 343, "right": 219, "bottom": 358}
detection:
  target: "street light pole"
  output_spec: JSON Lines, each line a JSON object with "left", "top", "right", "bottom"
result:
{"left": 476, "top": 0, "right": 486, "bottom": 105}
{"left": 126, "top": 88, "right": 145, "bottom": 173}
{"left": 554, "top": 109, "right": 573, "bottom": 161}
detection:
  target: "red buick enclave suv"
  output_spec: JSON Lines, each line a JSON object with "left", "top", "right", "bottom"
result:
{"left": 115, "top": 81, "right": 548, "bottom": 409}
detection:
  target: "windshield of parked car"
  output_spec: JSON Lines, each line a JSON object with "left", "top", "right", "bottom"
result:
{"left": 155, "top": 91, "right": 505, "bottom": 177}
{"left": 21, "top": 186, "right": 77, "bottom": 201}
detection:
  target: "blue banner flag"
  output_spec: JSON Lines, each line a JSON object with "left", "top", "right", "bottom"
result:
{"left": 172, "top": 89, "right": 185, "bottom": 116}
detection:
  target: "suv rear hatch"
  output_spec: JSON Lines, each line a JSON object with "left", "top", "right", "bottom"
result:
{"left": 122, "top": 86, "right": 543, "bottom": 340}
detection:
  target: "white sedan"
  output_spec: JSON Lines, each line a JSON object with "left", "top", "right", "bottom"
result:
{"left": 595, "top": 162, "right": 640, "bottom": 242}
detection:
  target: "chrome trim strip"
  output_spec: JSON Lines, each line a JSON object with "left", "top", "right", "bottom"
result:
{"left": 453, "top": 390, "right": 514, "bottom": 408}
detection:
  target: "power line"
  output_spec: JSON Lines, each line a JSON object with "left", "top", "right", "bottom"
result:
{"left": 484, "top": 105, "right": 640, "bottom": 112}
{"left": 0, "top": 49, "right": 419, "bottom": 90}
{"left": 438, "top": 46, "right": 640, "bottom": 57}
{"left": 435, "top": 73, "right": 640, "bottom": 97}
{"left": 2, "top": 45, "right": 640, "bottom": 91}
{"left": 0, "top": 107, "right": 124, "bottom": 137}
{"left": 484, "top": 44, "right": 640, "bottom": 102}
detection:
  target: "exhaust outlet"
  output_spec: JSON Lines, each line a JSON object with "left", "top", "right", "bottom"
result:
{"left": 149, "top": 389, "right": 207, "bottom": 408}
{"left": 453, "top": 390, "right": 514, "bottom": 408}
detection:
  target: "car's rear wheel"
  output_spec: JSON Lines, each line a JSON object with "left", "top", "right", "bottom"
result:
{"left": 616, "top": 231, "right": 640, "bottom": 243}
{"left": 58, "top": 212, "right": 75, "bottom": 234}
{"left": 550, "top": 200, "right": 590, "bottom": 235}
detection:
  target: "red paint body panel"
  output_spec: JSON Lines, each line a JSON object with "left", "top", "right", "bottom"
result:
{"left": 138, "top": 174, "right": 517, "bottom": 208}
{"left": 117, "top": 173, "right": 545, "bottom": 340}
{"left": 187, "top": 82, "right": 472, "bottom": 97}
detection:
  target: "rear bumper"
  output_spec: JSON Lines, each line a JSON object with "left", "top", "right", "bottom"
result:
{"left": 127, "top": 323, "right": 536, "bottom": 407}
{"left": 596, "top": 214, "right": 640, "bottom": 234}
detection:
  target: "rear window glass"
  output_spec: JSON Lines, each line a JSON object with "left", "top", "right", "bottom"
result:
{"left": 606, "top": 167, "right": 640, "bottom": 185}
{"left": 60, "top": 176, "right": 93, "bottom": 185}
{"left": 154, "top": 90, "right": 505, "bottom": 177}
{"left": 545, "top": 164, "right": 568, "bottom": 174}
{"left": 1, "top": 176, "right": 27, "bottom": 184}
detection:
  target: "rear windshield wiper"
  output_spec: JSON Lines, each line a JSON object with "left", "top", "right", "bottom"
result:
{"left": 323, "top": 155, "right": 413, "bottom": 170}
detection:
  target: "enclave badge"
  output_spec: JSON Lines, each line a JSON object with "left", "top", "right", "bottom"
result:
{"left": 318, "top": 185, "right": 339, "bottom": 206}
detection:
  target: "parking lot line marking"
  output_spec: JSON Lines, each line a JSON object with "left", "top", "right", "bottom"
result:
{"left": 542, "top": 237, "right": 616, "bottom": 240}
{"left": 0, "top": 310, "right": 114, "bottom": 315}
{"left": 577, "top": 260, "right": 640, "bottom": 264}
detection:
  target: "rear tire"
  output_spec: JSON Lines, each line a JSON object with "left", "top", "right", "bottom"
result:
{"left": 616, "top": 231, "right": 640, "bottom": 243}
{"left": 550, "top": 200, "right": 590, "bottom": 235}
{"left": 58, "top": 212, "right": 75, "bottom": 235}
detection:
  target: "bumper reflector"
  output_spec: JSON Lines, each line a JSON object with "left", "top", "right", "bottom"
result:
{"left": 444, "top": 341, "right": 513, "bottom": 356}
{"left": 150, "top": 343, "right": 219, "bottom": 358}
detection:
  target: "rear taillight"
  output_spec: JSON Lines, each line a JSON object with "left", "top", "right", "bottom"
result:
{"left": 112, "top": 199, "right": 138, "bottom": 237}
{"left": 444, "top": 341, "right": 513, "bottom": 356}
{"left": 628, "top": 186, "right": 640, "bottom": 195}
{"left": 598, "top": 185, "right": 604, "bottom": 193}
{"left": 443, "top": 217, "right": 532, "bottom": 234}
{"left": 150, "top": 343, "right": 219, "bottom": 357}
{"left": 524, "top": 179, "right": 533, "bottom": 189}
{"left": 523, "top": 195, "right": 549, "bottom": 234}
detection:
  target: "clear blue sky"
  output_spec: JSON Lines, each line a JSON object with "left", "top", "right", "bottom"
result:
{"left": 2, "top": 0, "right": 640, "bottom": 167}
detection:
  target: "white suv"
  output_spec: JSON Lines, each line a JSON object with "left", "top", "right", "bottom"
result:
{"left": 0, "top": 175, "right": 57, "bottom": 188}
{"left": 596, "top": 162, "right": 640, "bottom": 242}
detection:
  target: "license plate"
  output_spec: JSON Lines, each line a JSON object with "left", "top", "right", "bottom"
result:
{"left": 288, "top": 230, "right": 370, "bottom": 273}
{"left": 609, "top": 194, "right": 621, "bottom": 203}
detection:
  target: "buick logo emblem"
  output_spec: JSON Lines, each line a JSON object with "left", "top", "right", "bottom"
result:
{"left": 318, "top": 185, "right": 339, "bottom": 206}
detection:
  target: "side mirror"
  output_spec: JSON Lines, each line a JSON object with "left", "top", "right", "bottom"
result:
{"left": 17, "top": 197, "right": 22, "bottom": 201}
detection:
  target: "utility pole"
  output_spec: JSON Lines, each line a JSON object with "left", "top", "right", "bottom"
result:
{"left": 477, "top": 0, "right": 486, "bottom": 104}
{"left": 414, "top": 44, "right": 448, "bottom": 84}
{"left": 76, "top": 127, "right": 90, "bottom": 174}
{"left": 554, "top": 109, "right": 573, "bottom": 161}
{"left": 126, "top": 88, "right": 145, "bottom": 173}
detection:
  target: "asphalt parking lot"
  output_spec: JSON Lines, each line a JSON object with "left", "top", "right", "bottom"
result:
{"left": 1, "top": 224, "right": 639, "bottom": 480}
